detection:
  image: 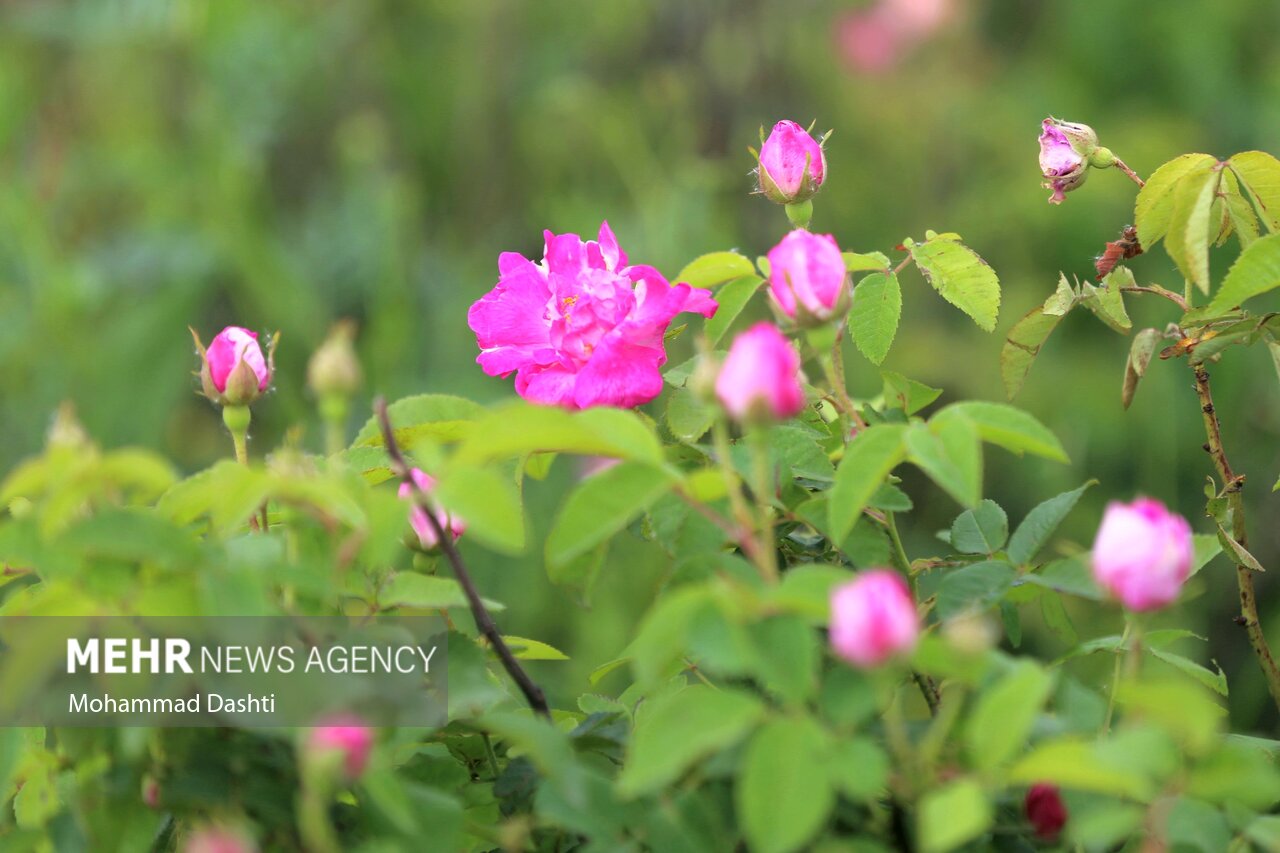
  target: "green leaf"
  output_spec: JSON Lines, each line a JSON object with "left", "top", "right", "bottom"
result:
{"left": 1147, "top": 647, "right": 1228, "bottom": 696}
{"left": 828, "top": 424, "right": 908, "bottom": 542}
{"left": 824, "top": 737, "right": 889, "bottom": 801}
{"left": 1001, "top": 306, "right": 1066, "bottom": 400}
{"left": 1122, "top": 328, "right": 1163, "bottom": 409}
{"left": 665, "top": 386, "right": 715, "bottom": 442}
{"left": 907, "top": 235, "right": 1001, "bottom": 331}
{"left": 964, "top": 661, "right": 1054, "bottom": 770}
{"left": 353, "top": 394, "right": 486, "bottom": 446}
{"left": 1222, "top": 165, "right": 1261, "bottom": 249}
{"left": 1007, "top": 482, "right": 1093, "bottom": 566}
{"left": 737, "top": 717, "right": 834, "bottom": 853}
{"left": 950, "top": 500, "right": 1009, "bottom": 555}
{"left": 1205, "top": 232, "right": 1280, "bottom": 318}
{"left": 546, "top": 462, "right": 676, "bottom": 568}
{"left": 848, "top": 272, "right": 902, "bottom": 365}
{"left": 933, "top": 401, "right": 1068, "bottom": 463}
{"left": 1135, "top": 153, "right": 1217, "bottom": 248}
{"left": 917, "top": 779, "right": 992, "bottom": 853}
{"left": 881, "top": 371, "right": 942, "bottom": 415}
{"left": 380, "top": 573, "right": 504, "bottom": 611}
{"left": 703, "top": 275, "right": 763, "bottom": 346}
{"left": 1229, "top": 150, "right": 1280, "bottom": 233}
{"left": 935, "top": 560, "right": 1016, "bottom": 619}
{"left": 432, "top": 463, "right": 526, "bottom": 554}
{"left": 906, "top": 416, "right": 981, "bottom": 508}
{"left": 1216, "top": 523, "right": 1264, "bottom": 572}
{"left": 454, "top": 402, "right": 663, "bottom": 465}
{"left": 617, "top": 686, "right": 764, "bottom": 797}
{"left": 504, "top": 636, "right": 569, "bottom": 661}
{"left": 674, "top": 251, "right": 758, "bottom": 289}
{"left": 1009, "top": 738, "right": 1154, "bottom": 799}
{"left": 1081, "top": 267, "right": 1133, "bottom": 332}
{"left": 1162, "top": 167, "right": 1219, "bottom": 294}
{"left": 843, "top": 250, "right": 891, "bottom": 272}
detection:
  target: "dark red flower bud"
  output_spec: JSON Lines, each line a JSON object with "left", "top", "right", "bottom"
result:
{"left": 1024, "top": 783, "right": 1067, "bottom": 841}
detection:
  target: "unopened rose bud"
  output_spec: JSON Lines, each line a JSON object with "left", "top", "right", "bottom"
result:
{"left": 1024, "top": 783, "right": 1068, "bottom": 841}
{"left": 715, "top": 323, "right": 806, "bottom": 423}
{"left": 46, "top": 402, "right": 93, "bottom": 451}
{"left": 829, "top": 569, "right": 920, "bottom": 668}
{"left": 184, "top": 825, "right": 258, "bottom": 853}
{"left": 757, "top": 120, "right": 826, "bottom": 205}
{"left": 1091, "top": 497, "right": 1193, "bottom": 611}
{"left": 1039, "top": 117, "right": 1105, "bottom": 204}
{"left": 192, "top": 326, "right": 275, "bottom": 407}
{"left": 306, "top": 717, "right": 374, "bottom": 781}
{"left": 766, "top": 229, "right": 849, "bottom": 323}
{"left": 307, "top": 320, "right": 362, "bottom": 399}
{"left": 141, "top": 775, "right": 160, "bottom": 810}
{"left": 399, "top": 468, "right": 466, "bottom": 549}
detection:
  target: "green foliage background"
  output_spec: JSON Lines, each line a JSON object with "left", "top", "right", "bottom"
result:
{"left": 3, "top": 0, "right": 1280, "bottom": 725}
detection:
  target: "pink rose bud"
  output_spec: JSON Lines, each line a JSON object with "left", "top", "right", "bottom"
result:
{"left": 193, "top": 326, "right": 274, "bottom": 406}
{"left": 141, "top": 775, "right": 160, "bottom": 810}
{"left": 829, "top": 570, "right": 920, "bottom": 668}
{"left": 1091, "top": 497, "right": 1194, "bottom": 611}
{"left": 1039, "top": 117, "right": 1105, "bottom": 205}
{"left": 398, "top": 468, "right": 466, "bottom": 549}
{"left": 715, "top": 323, "right": 806, "bottom": 423}
{"left": 469, "top": 222, "right": 717, "bottom": 409}
{"left": 757, "top": 120, "right": 826, "bottom": 204}
{"left": 766, "top": 229, "right": 849, "bottom": 322}
{"left": 1024, "top": 783, "right": 1068, "bottom": 841}
{"left": 184, "top": 825, "right": 258, "bottom": 853}
{"left": 307, "top": 717, "right": 374, "bottom": 780}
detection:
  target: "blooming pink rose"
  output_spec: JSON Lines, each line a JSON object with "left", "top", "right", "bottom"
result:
{"left": 715, "top": 323, "right": 806, "bottom": 422}
{"left": 1091, "top": 497, "right": 1193, "bottom": 611}
{"left": 886, "top": 0, "right": 955, "bottom": 36}
{"left": 1039, "top": 118, "right": 1098, "bottom": 204}
{"left": 836, "top": 7, "right": 908, "bottom": 74}
{"left": 194, "top": 326, "right": 273, "bottom": 406}
{"left": 185, "top": 826, "right": 258, "bottom": 853}
{"left": 307, "top": 717, "right": 374, "bottom": 780}
{"left": 468, "top": 222, "right": 717, "bottom": 409}
{"left": 1024, "top": 783, "right": 1068, "bottom": 841}
{"left": 767, "top": 229, "right": 849, "bottom": 321}
{"left": 398, "top": 468, "right": 465, "bottom": 549}
{"left": 758, "top": 121, "right": 826, "bottom": 203}
{"left": 830, "top": 570, "right": 920, "bottom": 668}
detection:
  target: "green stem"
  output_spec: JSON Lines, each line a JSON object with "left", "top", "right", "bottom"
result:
{"left": 223, "top": 405, "right": 252, "bottom": 465}
{"left": 885, "top": 513, "right": 912, "bottom": 586}
{"left": 747, "top": 427, "right": 779, "bottom": 584}
{"left": 480, "top": 732, "right": 500, "bottom": 781}
{"left": 298, "top": 781, "right": 341, "bottom": 853}
{"left": 822, "top": 325, "right": 865, "bottom": 435}
{"left": 711, "top": 418, "right": 770, "bottom": 580}
{"left": 1101, "top": 622, "right": 1131, "bottom": 735}
{"left": 320, "top": 394, "right": 350, "bottom": 456}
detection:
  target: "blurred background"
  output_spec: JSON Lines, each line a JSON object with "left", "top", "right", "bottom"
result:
{"left": 3, "top": 0, "right": 1280, "bottom": 725}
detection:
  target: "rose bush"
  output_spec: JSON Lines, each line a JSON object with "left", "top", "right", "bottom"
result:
{"left": 3, "top": 115, "right": 1280, "bottom": 853}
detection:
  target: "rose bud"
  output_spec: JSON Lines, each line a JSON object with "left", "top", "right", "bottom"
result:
{"left": 307, "top": 319, "right": 362, "bottom": 399}
{"left": 715, "top": 323, "right": 806, "bottom": 423}
{"left": 306, "top": 717, "right": 374, "bottom": 781}
{"left": 398, "top": 468, "right": 466, "bottom": 549}
{"left": 1039, "top": 117, "right": 1103, "bottom": 204}
{"left": 829, "top": 569, "right": 921, "bottom": 668}
{"left": 766, "top": 229, "right": 849, "bottom": 323}
{"left": 1091, "top": 497, "right": 1193, "bottom": 611}
{"left": 184, "top": 825, "right": 259, "bottom": 853}
{"left": 141, "top": 775, "right": 161, "bottom": 810}
{"left": 192, "top": 326, "right": 275, "bottom": 406}
{"left": 1024, "top": 783, "right": 1068, "bottom": 841}
{"left": 757, "top": 120, "right": 826, "bottom": 205}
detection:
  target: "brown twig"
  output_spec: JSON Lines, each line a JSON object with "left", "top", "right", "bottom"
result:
{"left": 1120, "top": 285, "right": 1189, "bottom": 312}
{"left": 1113, "top": 157, "right": 1145, "bottom": 188}
{"left": 1191, "top": 365, "right": 1280, "bottom": 711}
{"left": 374, "top": 397, "right": 550, "bottom": 718}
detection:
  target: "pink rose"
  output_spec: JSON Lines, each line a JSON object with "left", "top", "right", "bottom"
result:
{"left": 1091, "top": 497, "right": 1193, "bottom": 611}
{"left": 398, "top": 468, "right": 465, "bottom": 549}
{"left": 1039, "top": 118, "right": 1098, "bottom": 205}
{"left": 307, "top": 717, "right": 374, "bottom": 780}
{"left": 758, "top": 120, "right": 826, "bottom": 204}
{"left": 195, "top": 326, "right": 272, "bottom": 406}
{"left": 767, "top": 229, "right": 849, "bottom": 321}
{"left": 830, "top": 570, "right": 920, "bottom": 668}
{"left": 468, "top": 222, "right": 717, "bottom": 409}
{"left": 715, "top": 323, "right": 806, "bottom": 422}
{"left": 184, "top": 826, "right": 258, "bottom": 853}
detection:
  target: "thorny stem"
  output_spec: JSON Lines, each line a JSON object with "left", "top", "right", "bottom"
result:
{"left": 828, "top": 325, "right": 867, "bottom": 433}
{"left": 1120, "top": 285, "right": 1188, "bottom": 312}
{"left": 374, "top": 397, "right": 550, "bottom": 718}
{"left": 1113, "top": 157, "right": 1145, "bottom": 188}
{"left": 711, "top": 418, "right": 771, "bottom": 580}
{"left": 1191, "top": 364, "right": 1280, "bottom": 711}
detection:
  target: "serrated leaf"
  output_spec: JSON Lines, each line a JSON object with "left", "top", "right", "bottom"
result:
{"left": 828, "top": 424, "right": 908, "bottom": 542}
{"left": 881, "top": 370, "right": 942, "bottom": 415}
{"left": 933, "top": 401, "right": 1068, "bottom": 463}
{"left": 907, "top": 235, "right": 1001, "bottom": 331}
{"left": 353, "top": 394, "right": 487, "bottom": 446}
{"left": 1205, "top": 232, "right": 1280, "bottom": 318}
{"left": 737, "top": 718, "right": 834, "bottom": 853}
{"left": 433, "top": 463, "right": 526, "bottom": 554}
{"left": 665, "top": 386, "right": 715, "bottom": 442}
{"left": 906, "top": 416, "right": 981, "bottom": 508}
{"left": 1081, "top": 267, "right": 1133, "bottom": 332}
{"left": 1216, "top": 523, "right": 1264, "bottom": 572}
{"left": 964, "top": 661, "right": 1054, "bottom": 770}
{"left": 546, "top": 462, "right": 676, "bottom": 568}
{"left": 848, "top": 272, "right": 901, "bottom": 365}
{"left": 1122, "top": 328, "right": 1163, "bottom": 409}
{"left": 1001, "top": 306, "right": 1065, "bottom": 399}
{"left": 1136, "top": 153, "right": 1218, "bottom": 248}
{"left": 1162, "top": 166, "right": 1219, "bottom": 294}
{"left": 843, "top": 251, "right": 891, "bottom": 272}
{"left": 950, "top": 500, "right": 1009, "bottom": 555}
{"left": 918, "top": 779, "right": 992, "bottom": 853}
{"left": 454, "top": 402, "right": 664, "bottom": 465}
{"left": 1229, "top": 150, "right": 1280, "bottom": 233}
{"left": 935, "top": 560, "right": 1016, "bottom": 619}
{"left": 1147, "top": 647, "right": 1228, "bottom": 696}
{"left": 1221, "top": 165, "right": 1261, "bottom": 249}
{"left": 1007, "top": 482, "right": 1093, "bottom": 566}
{"left": 674, "top": 251, "right": 757, "bottom": 289}
{"left": 703, "top": 274, "right": 762, "bottom": 346}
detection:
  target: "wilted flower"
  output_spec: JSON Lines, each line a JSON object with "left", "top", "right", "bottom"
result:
{"left": 715, "top": 323, "right": 806, "bottom": 422}
{"left": 193, "top": 326, "right": 274, "bottom": 406}
{"left": 1039, "top": 118, "right": 1103, "bottom": 204}
{"left": 306, "top": 717, "right": 374, "bottom": 781}
{"left": 757, "top": 121, "right": 826, "bottom": 204}
{"left": 829, "top": 569, "right": 920, "bottom": 668}
{"left": 1024, "top": 783, "right": 1068, "bottom": 841}
{"left": 766, "top": 229, "right": 849, "bottom": 322}
{"left": 1091, "top": 497, "right": 1193, "bottom": 611}
{"left": 398, "top": 468, "right": 465, "bottom": 549}
{"left": 468, "top": 222, "right": 717, "bottom": 409}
